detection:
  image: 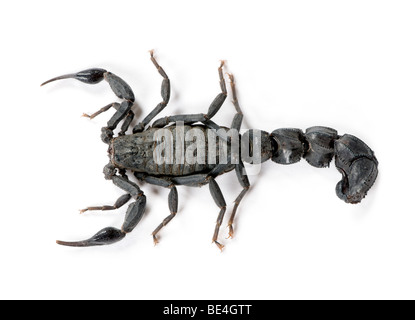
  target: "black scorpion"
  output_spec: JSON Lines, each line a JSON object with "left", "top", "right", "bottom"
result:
{"left": 41, "top": 51, "right": 378, "bottom": 250}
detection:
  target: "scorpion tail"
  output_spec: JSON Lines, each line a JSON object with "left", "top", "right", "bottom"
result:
{"left": 266, "top": 127, "right": 378, "bottom": 204}
{"left": 56, "top": 227, "right": 126, "bottom": 247}
{"left": 334, "top": 134, "right": 378, "bottom": 204}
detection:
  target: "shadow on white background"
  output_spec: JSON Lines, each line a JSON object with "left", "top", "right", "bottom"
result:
{"left": 0, "top": 0, "right": 413, "bottom": 300}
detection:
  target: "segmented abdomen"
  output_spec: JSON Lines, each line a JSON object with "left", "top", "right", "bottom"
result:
{"left": 111, "top": 125, "right": 222, "bottom": 176}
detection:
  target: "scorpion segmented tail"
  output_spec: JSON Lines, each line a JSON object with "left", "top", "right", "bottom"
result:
{"left": 241, "top": 126, "right": 378, "bottom": 204}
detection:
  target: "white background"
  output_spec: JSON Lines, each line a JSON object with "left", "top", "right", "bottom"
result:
{"left": 1, "top": 0, "right": 414, "bottom": 300}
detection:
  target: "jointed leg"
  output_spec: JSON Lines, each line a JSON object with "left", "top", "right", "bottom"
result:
{"left": 134, "top": 173, "right": 180, "bottom": 245}
{"left": 82, "top": 102, "right": 119, "bottom": 119}
{"left": 200, "top": 73, "right": 244, "bottom": 145}
{"left": 224, "top": 74, "right": 249, "bottom": 238}
{"left": 133, "top": 50, "right": 171, "bottom": 133}
{"left": 151, "top": 186, "right": 178, "bottom": 245}
{"left": 209, "top": 178, "right": 227, "bottom": 251}
{"left": 171, "top": 174, "right": 210, "bottom": 187}
{"left": 79, "top": 194, "right": 131, "bottom": 214}
{"left": 227, "top": 163, "right": 250, "bottom": 238}
{"left": 227, "top": 73, "right": 243, "bottom": 131}
{"left": 152, "top": 61, "right": 227, "bottom": 128}
{"left": 82, "top": 103, "right": 135, "bottom": 136}
{"left": 119, "top": 110, "right": 135, "bottom": 135}
{"left": 171, "top": 173, "right": 228, "bottom": 251}
{"left": 164, "top": 168, "right": 230, "bottom": 251}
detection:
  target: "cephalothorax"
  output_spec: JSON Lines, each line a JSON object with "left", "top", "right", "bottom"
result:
{"left": 42, "top": 51, "right": 378, "bottom": 250}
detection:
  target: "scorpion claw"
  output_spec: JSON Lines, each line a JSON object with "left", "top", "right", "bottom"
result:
{"left": 56, "top": 227, "right": 125, "bottom": 247}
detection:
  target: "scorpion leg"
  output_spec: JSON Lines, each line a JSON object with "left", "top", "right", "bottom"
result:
{"left": 209, "top": 178, "right": 227, "bottom": 251}
{"left": 225, "top": 73, "right": 250, "bottom": 238}
{"left": 101, "top": 101, "right": 134, "bottom": 143}
{"left": 227, "top": 163, "right": 250, "bottom": 238}
{"left": 171, "top": 174, "right": 210, "bottom": 187}
{"left": 152, "top": 60, "right": 227, "bottom": 128}
{"left": 199, "top": 73, "right": 244, "bottom": 144}
{"left": 138, "top": 173, "right": 228, "bottom": 248}
{"left": 119, "top": 110, "right": 135, "bottom": 136}
{"left": 106, "top": 101, "right": 134, "bottom": 131}
{"left": 171, "top": 173, "right": 229, "bottom": 251}
{"left": 202, "top": 120, "right": 233, "bottom": 143}
{"left": 151, "top": 186, "right": 178, "bottom": 245}
{"left": 133, "top": 50, "right": 171, "bottom": 133}
{"left": 227, "top": 73, "right": 243, "bottom": 132}
{"left": 56, "top": 175, "right": 146, "bottom": 247}
{"left": 133, "top": 173, "right": 180, "bottom": 245}
{"left": 82, "top": 102, "right": 119, "bottom": 119}
{"left": 81, "top": 103, "right": 135, "bottom": 136}
{"left": 79, "top": 194, "right": 131, "bottom": 214}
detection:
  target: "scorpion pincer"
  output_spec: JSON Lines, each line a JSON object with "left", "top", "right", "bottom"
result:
{"left": 41, "top": 51, "right": 378, "bottom": 250}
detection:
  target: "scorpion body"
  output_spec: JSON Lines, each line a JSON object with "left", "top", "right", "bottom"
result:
{"left": 42, "top": 52, "right": 378, "bottom": 250}
{"left": 110, "top": 125, "right": 224, "bottom": 176}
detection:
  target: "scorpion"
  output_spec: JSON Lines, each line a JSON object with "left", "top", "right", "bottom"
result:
{"left": 41, "top": 51, "right": 378, "bottom": 250}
